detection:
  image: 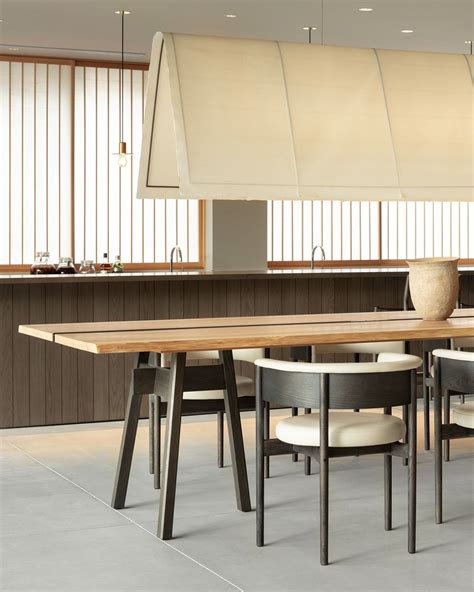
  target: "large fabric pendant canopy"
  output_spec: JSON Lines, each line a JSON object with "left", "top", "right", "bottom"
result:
{"left": 138, "top": 33, "right": 473, "bottom": 202}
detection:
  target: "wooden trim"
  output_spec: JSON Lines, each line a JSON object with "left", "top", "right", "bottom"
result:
{"left": 0, "top": 55, "right": 75, "bottom": 66}
{"left": 268, "top": 258, "right": 474, "bottom": 269}
{"left": 0, "top": 55, "right": 148, "bottom": 70}
{"left": 74, "top": 59, "right": 148, "bottom": 70}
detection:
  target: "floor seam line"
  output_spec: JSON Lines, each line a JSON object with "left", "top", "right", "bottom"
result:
{"left": 7, "top": 441, "right": 245, "bottom": 592}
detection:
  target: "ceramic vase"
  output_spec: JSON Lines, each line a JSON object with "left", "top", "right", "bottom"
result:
{"left": 407, "top": 257, "right": 459, "bottom": 321}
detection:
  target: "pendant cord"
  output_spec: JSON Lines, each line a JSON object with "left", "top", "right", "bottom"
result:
{"left": 321, "top": 0, "right": 325, "bottom": 45}
{"left": 120, "top": 11, "right": 124, "bottom": 142}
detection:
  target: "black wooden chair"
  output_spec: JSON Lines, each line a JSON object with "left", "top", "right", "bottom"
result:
{"left": 431, "top": 302, "right": 473, "bottom": 461}
{"left": 433, "top": 349, "right": 474, "bottom": 524}
{"left": 150, "top": 348, "right": 266, "bottom": 488}
{"left": 255, "top": 353, "right": 421, "bottom": 565}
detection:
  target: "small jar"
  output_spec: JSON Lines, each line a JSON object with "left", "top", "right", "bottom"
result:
{"left": 79, "top": 260, "right": 96, "bottom": 274}
{"left": 56, "top": 257, "right": 77, "bottom": 275}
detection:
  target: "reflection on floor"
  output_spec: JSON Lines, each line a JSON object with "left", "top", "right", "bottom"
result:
{"left": 1, "top": 406, "right": 473, "bottom": 592}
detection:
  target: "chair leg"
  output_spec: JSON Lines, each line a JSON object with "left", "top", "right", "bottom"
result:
{"left": 217, "top": 411, "right": 224, "bottom": 468}
{"left": 408, "top": 370, "right": 417, "bottom": 554}
{"left": 423, "top": 350, "right": 431, "bottom": 451}
{"left": 320, "top": 444, "right": 329, "bottom": 566}
{"left": 384, "top": 453, "right": 392, "bottom": 531}
{"left": 149, "top": 395, "right": 155, "bottom": 474}
{"left": 402, "top": 405, "right": 408, "bottom": 466}
{"left": 435, "top": 386, "right": 443, "bottom": 524}
{"left": 263, "top": 402, "right": 270, "bottom": 479}
{"left": 304, "top": 408, "right": 312, "bottom": 476}
{"left": 291, "top": 408, "right": 299, "bottom": 462}
{"left": 256, "top": 398, "right": 265, "bottom": 547}
{"left": 443, "top": 393, "right": 450, "bottom": 462}
{"left": 154, "top": 396, "right": 161, "bottom": 489}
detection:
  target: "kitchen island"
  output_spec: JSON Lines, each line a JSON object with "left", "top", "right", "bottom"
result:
{"left": 1, "top": 266, "right": 473, "bottom": 428}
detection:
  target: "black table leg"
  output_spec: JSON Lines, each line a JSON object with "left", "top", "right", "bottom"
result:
{"left": 112, "top": 352, "right": 151, "bottom": 509}
{"left": 157, "top": 352, "right": 186, "bottom": 540}
{"left": 219, "top": 349, "right": 252, "bottom": 513}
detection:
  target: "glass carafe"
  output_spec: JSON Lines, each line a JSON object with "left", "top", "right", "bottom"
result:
{"left": 79, "top": 260, "right": 96, "bottom": 274}
{"left": 56, "top": 257, "right": 77, "bottom": 274}
{"left": 30, "top": 252, "right": 56, "bottom": 275}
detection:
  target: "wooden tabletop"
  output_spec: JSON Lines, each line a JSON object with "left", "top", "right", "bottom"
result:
{"left": 19, "top": 309, "right": 474, "bottom": 354}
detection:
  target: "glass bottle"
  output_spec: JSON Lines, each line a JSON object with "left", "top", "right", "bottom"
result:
{"left": 30, "top": 252, "right": 56, "bottom": 275}
{"left": 99, "top": 252, "right": 112, "bottom": 274}
{"left": 112, "top": 255, "right": 124, "bottom": 273}
{"left": 56, "top": 256, "right": 77, "bottom": 274}
{"left": 79, "top": 260, "right": 96, "bottom": 274}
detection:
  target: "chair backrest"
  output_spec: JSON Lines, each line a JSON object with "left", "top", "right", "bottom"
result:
{"left": 452, "top": 303, "right": 474, "bottom": 349}
{"left": 255, "top": 353, "right": 421, "bottom": 410}
{"left": 312, "top": 341, "right": 405, "bottom": 357}
{"left": 161, "top": 348, "right": 266, "bottom": 366}
{"left": 433, "top": 349, "right": 474, "bottom": 394}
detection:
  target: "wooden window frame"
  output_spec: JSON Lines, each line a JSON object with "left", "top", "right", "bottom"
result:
{"left": 0, "top": 54, "right": 205, "bottom": 272}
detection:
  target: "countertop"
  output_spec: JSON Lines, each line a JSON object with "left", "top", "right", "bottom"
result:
{"left": 1, "top": 266, "right": 473, "bottom": 284}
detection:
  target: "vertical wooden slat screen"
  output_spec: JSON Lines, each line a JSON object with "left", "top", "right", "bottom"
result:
{"left": 0, "top": 60, "right": 73, "bottom": 267}
{"left": 0, "top": 58, "right": 201, "bottom": 270}
{"left": 73, "top": 65, "right": 201, "bottom": 266}
{"left": 269, "top": 199, "right": 474, "bottom": 265}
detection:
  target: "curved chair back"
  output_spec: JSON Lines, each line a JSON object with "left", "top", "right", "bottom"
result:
{"left": 312, "top": 341, "right": 405, "bottom": 357}
{"left": 256, "top": 353, "right": 421, "bottom": 411}
{"left": 161, "top": 348, "right": 266, "bottom": 368}
{"left": 452, "top": 303, "right": 474, "bottom": 349}
{"left": 433, "top": 349, "right": 474, "bottom": 393}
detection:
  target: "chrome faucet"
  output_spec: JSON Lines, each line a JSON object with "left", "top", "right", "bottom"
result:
{"left": 169, "top": 245, "right": 183, "bottom": 272}
{"left": 310, "top": 245, "right": 326, "bottom": 269}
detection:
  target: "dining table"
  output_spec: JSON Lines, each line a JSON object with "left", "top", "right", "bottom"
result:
{"left": 19, "top": 308, "right": 474, "bottom": 540}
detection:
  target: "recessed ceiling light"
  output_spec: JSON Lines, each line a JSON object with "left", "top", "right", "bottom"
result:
{"left": 0, "top": 19, "right": 3, "bottom": 22}
{"left": 359, "top": 7, "right": 374, "bottom": 12}
{"left": 115, "top": 10, "right": 131, "bottom": 15}
{"left": 401, "top": 29, "right": 414, "bottom": 34}
{"left": 226, "top": 14, "right": 237, "bottom": 18}
{"left": 302, "top": 26, "right": 317, "bottom": 31}
{"left": 465, "top": 40, "right": 473, "bottom": 44}
{"left": 8, "top": 47, "right": 19, "bottom": 51}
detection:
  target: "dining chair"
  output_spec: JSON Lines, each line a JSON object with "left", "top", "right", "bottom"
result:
{"left": 255, "top": 352, "right": 421, "bottom": 565}
{"left": 151, "top": 348, "right": 266, "bottom": 488}
{"left": 433, "top": 349, "right": 474, "bottom": 524}
{"left": 434, "top": 302, "right": 474, "bottom": 461}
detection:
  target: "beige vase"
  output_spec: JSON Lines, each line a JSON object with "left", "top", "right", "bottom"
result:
{"left": 407, "top": 257, "right": 459, "bottom": 321}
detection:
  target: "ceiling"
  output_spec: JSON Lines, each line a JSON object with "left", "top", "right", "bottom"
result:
{"left": 0, "top": 0, "right": 472, "bottom": 62}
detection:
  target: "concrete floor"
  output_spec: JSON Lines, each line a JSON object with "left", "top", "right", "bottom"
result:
{"left": 1, "top": 406, "right": 473, "bottom": 592}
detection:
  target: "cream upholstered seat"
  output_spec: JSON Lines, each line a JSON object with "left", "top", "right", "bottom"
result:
{"left": 160, "top": 348, "right": 264, "bottom": 400}
{"left": 159, "top": 374, "right": 254, "bottom": 401}
{"left": 452, "top": 402, "right": 474, "bottom": 429}
{"left": 272, "top": 353, "right": 418, "bottom": 449}
{"left": 276, "top": 411, "right": 405, "bottom": 448}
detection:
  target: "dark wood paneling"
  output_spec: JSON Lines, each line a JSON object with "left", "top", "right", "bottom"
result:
{"left": 2, "top": 274, "right": 473, "bottom": 428}
{"left": 77, "top": 283, "right": 94, "bottom": 422}
{"left": 29, "top": 285, "right": 46, "bottom": 425}
{"left": 109, "top": 283, "right": 125, "bottom": 420}
{"left": 45, "top": 285, "right": 63, "bottom": 424}
{"left": 0, "top": 285, "right": 13, "bottom": 428}
{"left": 12, "top": 285, "right": 30, "bottom": 427}
{"left": 61, "top": 284, "right": 78, "bottom": 423}
{"left": 93, "top": 283, "right": 109, "bottom": 421}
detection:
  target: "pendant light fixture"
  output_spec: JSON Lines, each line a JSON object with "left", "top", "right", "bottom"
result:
{"left": 113, "top": 10, "right": 132, "bottom": 167}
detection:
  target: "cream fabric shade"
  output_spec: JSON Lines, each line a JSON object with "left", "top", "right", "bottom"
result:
{"left": 137, "top": 33, "right": 473, "bottom": 202}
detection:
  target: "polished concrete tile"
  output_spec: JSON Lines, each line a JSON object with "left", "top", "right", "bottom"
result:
{"left": 1, "top": 408, "right": 473, "bottom": 592}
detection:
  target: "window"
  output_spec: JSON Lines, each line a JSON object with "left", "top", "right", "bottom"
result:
{"left": 0, "top": 57, "right": 202, "bottom": 270}
{"left": 268, "top": 200, "right": 474, "bottom": 266}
